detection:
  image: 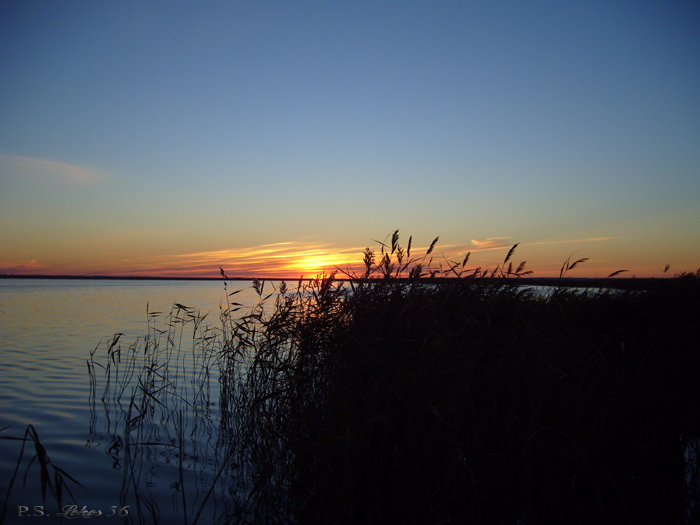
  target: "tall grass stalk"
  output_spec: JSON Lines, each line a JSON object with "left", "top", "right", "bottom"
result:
{"left": 0, "top": 424, "right": 84, "bottom": 524}
{"left": 87, "top": 302, "right": 235, "bottom": 524}
{"left": 86, "top": 232, "right": 700, "bottom": 524}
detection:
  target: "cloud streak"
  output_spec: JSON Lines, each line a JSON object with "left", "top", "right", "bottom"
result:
{"left": 0, "top": 259, "right": 50, "bottom": 274}
{"left": 468, "top": 238, "right": 513, "bottom": 251}
{"left": 527, "top": 237, "right": 617, "bottom": 245}
{"left": 0, "top": 236, "right": 621, "bottom": 278}
{"left": 0, "top": 153, "right": 108, "bottom": 184}
{"left": 104, "top": 241, "right": 370, "bottom": 279}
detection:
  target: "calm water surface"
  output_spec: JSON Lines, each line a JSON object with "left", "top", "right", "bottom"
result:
{"left": 0, "top": 278, "right": 258, "bottom": 524}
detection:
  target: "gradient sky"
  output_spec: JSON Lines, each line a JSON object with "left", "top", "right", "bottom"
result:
{"left": 1, "top": 1, "right": 699, "bottom": 279}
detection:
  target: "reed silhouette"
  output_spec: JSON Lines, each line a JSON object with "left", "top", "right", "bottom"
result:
{"left": 24, "top": 231, "right": 697, "bottom": 525}
{"left": 214, "top": 234, "right": 699, "bottom": 524}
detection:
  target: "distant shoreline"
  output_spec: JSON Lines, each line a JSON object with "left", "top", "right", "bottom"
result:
{"left": 0, "top": 274, "right": 667, "bottom": 289}
{"left": 0, "top": 274, "right": 243, "bottom": 282}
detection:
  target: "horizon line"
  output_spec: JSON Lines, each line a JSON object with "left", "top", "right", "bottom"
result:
{"left": 0, "top": 273, "right": 673, "bottom": 289}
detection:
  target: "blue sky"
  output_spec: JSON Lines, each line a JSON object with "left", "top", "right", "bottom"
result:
{"left": 1, "top": 1, "right": 699, "bottom": 277}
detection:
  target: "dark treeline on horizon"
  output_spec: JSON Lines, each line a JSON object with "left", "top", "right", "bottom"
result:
{"left": 0, "top": 273, "right": 671, "bottom": 290}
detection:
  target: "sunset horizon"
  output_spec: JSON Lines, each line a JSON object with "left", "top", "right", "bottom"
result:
{"left": 3, "top": 3, "right": 699, "bottom": 520}
{"left": 1, "top": 232, "right": 694, "bottom": 280}
{"left": 2, "top": 2, "right": 698, "bottom": 283}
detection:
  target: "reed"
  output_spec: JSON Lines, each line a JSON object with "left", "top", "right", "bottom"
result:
{"left": 217, "top": 233, "right": 700, "bottom": 524}
{"left": 83, "top": 231, "right": 700, "bottom": 524}
{"left": 86, "top": 302, "right": 235, "bottom": 524}
{"left": 0, "top": 424, "right": 83, "bottom": 524}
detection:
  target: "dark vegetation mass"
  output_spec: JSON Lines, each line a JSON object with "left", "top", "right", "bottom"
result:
{"left": 4, "top": 232, "right": 698, "bottom": 525}
{"left": 220, "top": 232, "right": 700, "bottom": 524}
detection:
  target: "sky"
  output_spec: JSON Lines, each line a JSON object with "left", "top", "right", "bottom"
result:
{"left": 1, "top": 1, "right": 699, "bottom": 279}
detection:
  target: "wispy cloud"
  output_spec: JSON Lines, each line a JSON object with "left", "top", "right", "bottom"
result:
{"left": 527, "top": 237, "right": 617, "bottom": 246}
{"left": 106, "top": 241, "right": 370, "bottom": 278}
{"left": 0, "top": 153, "right": 108, "bottom": 184}
{"left": 93, "top": 236, "right": 539, "bottom": 279}
{"left": 0, "top": 235, "right": 628, "bottom": 278}
{"left": 117, "top": 236, "right": 538, "bottom": 279}
{"left": 469, "top": 237, "right": 513, "bottom": 251}
{"left": 0, "top": 259, "right": 50, "bottom": 274}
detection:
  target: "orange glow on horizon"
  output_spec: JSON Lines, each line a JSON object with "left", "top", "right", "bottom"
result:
{"left": 103, "top": 242, "right": 371, "bottom": 280}
{"left": 1, "top": 236, "right": 694, "bottom": 279}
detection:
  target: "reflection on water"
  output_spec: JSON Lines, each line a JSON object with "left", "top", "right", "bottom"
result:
{"left": 85, "top": 306, "right": 232, "bottom": 523}
{"left": 0, "top": 278, "right": 257, "bottom": 524}
{"left": 3, "top": 277, "right": 700, "bottom": 523}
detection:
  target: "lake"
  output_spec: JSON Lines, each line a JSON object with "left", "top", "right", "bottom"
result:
{"left": 0, "top": 278, "right": 260, "bottom": 524}
{"left": 3, "top": 277, "right": 698, "bottom": 524}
